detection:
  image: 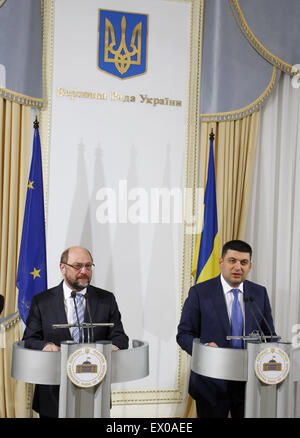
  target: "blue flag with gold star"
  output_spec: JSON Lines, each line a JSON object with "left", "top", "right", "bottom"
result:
{"left": 17, "top": 119, "right": 47, "bottom": 323}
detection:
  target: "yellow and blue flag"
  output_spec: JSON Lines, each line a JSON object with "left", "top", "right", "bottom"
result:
{"left": 17, "top": 119, "right": 47, "bottom": 323}
{"left": 192, "top": 131, "right": 220, "bottom": 283}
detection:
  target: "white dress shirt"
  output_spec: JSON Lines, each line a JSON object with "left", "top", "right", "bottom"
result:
{"left": 63, "top": 282, "right": 86, "bottom": 335}
{"left": 220, "top": 274, "right": 245, "bottom": 328}
{"left": 62, "top": 282, "right": 119, "bottom": 349}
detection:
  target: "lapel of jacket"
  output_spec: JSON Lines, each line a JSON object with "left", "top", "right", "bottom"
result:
{"left": 243, "top": 280, "right": 256, "bottom": 335}
{"left": 54, "top": 282, "right": 72, "bottom": 340}
{"left": 85, "top": 285, "right": 99, "bottom": 323}
{"left": 211, "top": 276, "right": 231, "bottom": 336}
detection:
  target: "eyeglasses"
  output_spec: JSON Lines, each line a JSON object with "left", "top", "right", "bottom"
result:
{"left": 63, "top": 263, "right": 95, "bottom": 271}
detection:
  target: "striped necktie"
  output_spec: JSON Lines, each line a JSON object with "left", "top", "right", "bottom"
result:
{"left": 72, "top": 292, "right": 84, "bottom": 343}
{"left": 231, "top": 288, "right": 243, "bottom": 348}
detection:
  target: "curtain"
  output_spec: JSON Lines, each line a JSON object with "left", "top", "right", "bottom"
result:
{"left": 245, "top": 74, "right": 300, "bottom": 415}
{"left": 183, "top": 112, "right": 260, "bottom": 417}
{"left": 200, "top": 114, "right": 260, "bottom": 248}
{"left": 0, "top": 96, "right": 33, "bottom": 417}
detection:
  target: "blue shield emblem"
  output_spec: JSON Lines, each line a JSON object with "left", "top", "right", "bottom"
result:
{"left": 98, "top": 9, "right": 148, "bottom": 79}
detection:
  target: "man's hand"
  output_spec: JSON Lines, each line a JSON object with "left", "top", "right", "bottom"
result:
{"left": 42, "top": 343, "right": 61, "bottom": 352}
{"left": 207, "top": 342, "right": 218, "bottom": 347}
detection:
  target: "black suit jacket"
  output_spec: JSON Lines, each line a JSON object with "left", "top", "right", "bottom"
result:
{"left": 23, "top": 282, "right": 128, "bottom": 417}
{"left": 0, "top": 294, "right": 4, "bottom": 314}
{"left": 176, "top": 275, "right": 276, "bottom": 405}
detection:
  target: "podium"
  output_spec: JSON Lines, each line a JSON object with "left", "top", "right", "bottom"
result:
{"left": 0, "top": 311, "right": 21, "bottom": 348}
{"left": 11, "top": 338, "right": 149, "bottom": 418}
{"left": 191, "top": 338, "right": 300, "bottom": 418}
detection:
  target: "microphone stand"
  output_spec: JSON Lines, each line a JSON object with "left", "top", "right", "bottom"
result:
{"left": 243, "top": 291, "right": 280, "bottom": 342}
{"left": 248, "top": 296, "right": 275, "bottom": 342}
{"left": 84, "top": 292, "right": 94, "bottom": 343}
{"left": 243, "top": 295, "right": 266, "bottom": 342}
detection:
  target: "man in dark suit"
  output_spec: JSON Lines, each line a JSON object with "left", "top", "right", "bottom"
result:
{"left": 177, "top": 240, "right": 276, "bottom": 418}
{"left": 23, "top": 246, "right": 128, "bottom": 418}
{"left": 0, "top": 294, "right": 4, "bottom": 314}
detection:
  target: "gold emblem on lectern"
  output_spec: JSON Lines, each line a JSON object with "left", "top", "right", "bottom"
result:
{"left": 76, "top": 360, "right": 98, "bottom": 374}
{"left": 67, "top": 347, "right": 107, "bottom": 388}
{"left": 262, "top": 358, "right": 282, "bottom": 372}
{"left": 255, "top": 347, "right": 290, "bottom": 385}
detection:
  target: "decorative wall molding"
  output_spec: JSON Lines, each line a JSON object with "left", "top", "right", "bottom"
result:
{"left": 40, "top": 0, "right": 55, "bottom": 228}
{"left": 0, "top": 87, "right": 43, "bottom": 108}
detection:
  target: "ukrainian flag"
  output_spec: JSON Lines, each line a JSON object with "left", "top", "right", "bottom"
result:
{"left": 17, "top": 118, "right": 47, "bottom": 323}
{"left": 192, "top": 130, "right": 220, "bottom": 283}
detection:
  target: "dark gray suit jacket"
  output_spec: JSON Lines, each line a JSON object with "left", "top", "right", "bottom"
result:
{"left": 23, "top": 282, "right": 128, "bottom": 417}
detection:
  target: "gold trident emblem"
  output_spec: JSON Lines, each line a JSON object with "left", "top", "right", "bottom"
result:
{"left": 104, "top": 16, "right": 142, "bottom": 75}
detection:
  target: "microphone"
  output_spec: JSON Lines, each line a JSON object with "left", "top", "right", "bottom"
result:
{"left": 248, "top": 296, "right": 275, "bottom": 342}
{"left": 243, "top": 295, "right": 266, "bottom": 342}
{"left": 0, "top": 295, "right": 4, "bottom": 314}
{"left": 84, "top": 292, "right": 94, "bottom": 343}
{"left": 71, "top": 291, "right": 84, "bottom": 343}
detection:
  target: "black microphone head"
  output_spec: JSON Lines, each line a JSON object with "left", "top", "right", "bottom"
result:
{"left": 71, "top": 291, "right": 76, "bottom": 298}
{"left": 249, "top": 296, "right": 255, "bottom": 302}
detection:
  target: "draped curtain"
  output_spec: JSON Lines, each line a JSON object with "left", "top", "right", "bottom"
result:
{"left": 199, "top": 114, "right": 260, "bottom": 249}
{"left": 245, "top": 74, "right": 300, "bottom": 416}
{"left": 0, "top": 96, "right": 33, "bottom": 417}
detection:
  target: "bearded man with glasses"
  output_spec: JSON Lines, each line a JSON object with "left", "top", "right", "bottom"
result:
{"left": 23, "top": 246, "right": 128, "bottom": 418}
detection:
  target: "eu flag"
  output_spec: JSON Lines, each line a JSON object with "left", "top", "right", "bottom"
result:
{"left": 192, "top": 130, "right": 220, "bottom": 283}
{"left": 17, "top": 118, "right": 47, "bottom": 323}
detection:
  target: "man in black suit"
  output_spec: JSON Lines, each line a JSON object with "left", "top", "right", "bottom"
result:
{"left": 23, "top": 246, "right": 128, "bottom": 418}
{"left": 0, "top": 294, "right": 4, "bottom": 314}
{"left": 177, "top": 240, "right": 276, "bottom": 418}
